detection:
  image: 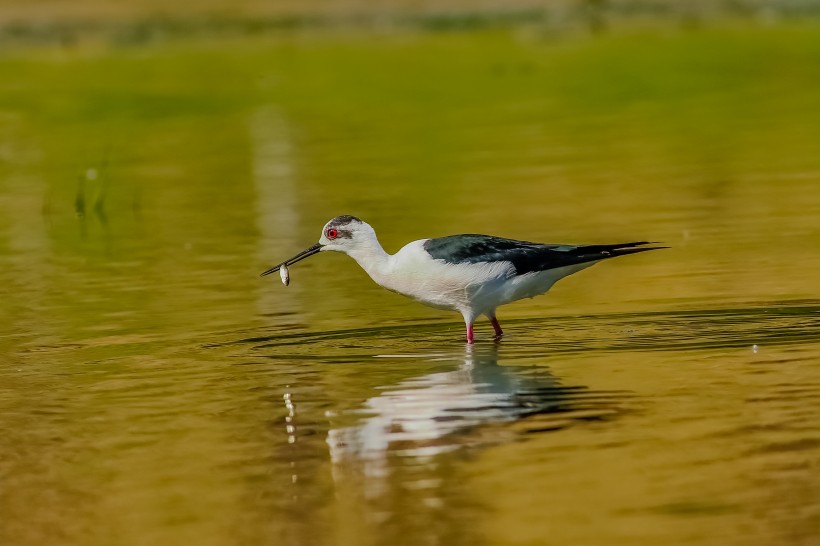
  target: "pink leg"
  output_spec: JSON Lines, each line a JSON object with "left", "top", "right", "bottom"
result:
{"left": 490, "top": 316, "right": 504, "bottom": 338}
{"left": 466, "top": 323, "right": 474, "bottom": 344}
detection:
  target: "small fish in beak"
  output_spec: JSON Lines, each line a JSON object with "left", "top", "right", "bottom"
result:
{"left": 261, "top": 243, "right": 323, "bottom": 279}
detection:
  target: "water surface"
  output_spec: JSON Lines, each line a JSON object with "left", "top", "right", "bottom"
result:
{"left": 1, "top": 25, "right": 820, "bottom": 546}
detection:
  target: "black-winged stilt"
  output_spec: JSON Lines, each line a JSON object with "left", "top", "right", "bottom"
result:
{"left": 261, "top": 215, "right": 665, "bottom": 343}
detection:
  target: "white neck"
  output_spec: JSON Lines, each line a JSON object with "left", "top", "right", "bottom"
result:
{"left": 345, "top": 237, "right": 392, "bottom": 281}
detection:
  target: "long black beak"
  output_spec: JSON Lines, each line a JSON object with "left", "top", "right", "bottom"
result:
{"left": 260, "top": 243, "right": 323, "bottom": 277}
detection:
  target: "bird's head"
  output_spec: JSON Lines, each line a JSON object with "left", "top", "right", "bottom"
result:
{"left": 260, "top": 215, "right": 377, "bottom": 277}
{"left": 317, "top": 215, "right": 377, "bottom": 252}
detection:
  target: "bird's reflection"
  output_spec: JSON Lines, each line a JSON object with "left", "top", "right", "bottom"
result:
{"left": 327, "top": 344, "right": 624, "bottom": 500}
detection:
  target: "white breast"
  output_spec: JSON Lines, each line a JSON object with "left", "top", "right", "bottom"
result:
{"left": 371, "top": 240, "right": 515, "bottom": 313}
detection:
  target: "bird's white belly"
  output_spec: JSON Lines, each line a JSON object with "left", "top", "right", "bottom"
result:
{"left": 499, "top": 262, "right": 597, "bottom": 305}
{"left": 411, "top": 261, "right": 596, "bottom": 314}
{"left": 382, "top": 262, "right": 511, "bottom": 312}
{"left": 368, "top": 242, "right": 514, "bottom": 313}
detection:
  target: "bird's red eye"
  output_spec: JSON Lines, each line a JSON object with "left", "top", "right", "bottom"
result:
{"left": 326, "top": 228, "right": 338, "bottom": 239}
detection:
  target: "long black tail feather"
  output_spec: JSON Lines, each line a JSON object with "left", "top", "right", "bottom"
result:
{"left": 559, "top": 242, "right": 668, "bottom": 267}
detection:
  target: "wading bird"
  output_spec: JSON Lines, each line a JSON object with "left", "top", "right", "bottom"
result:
{"left": 262, "top": 216, "right": 663, "bottom": 343}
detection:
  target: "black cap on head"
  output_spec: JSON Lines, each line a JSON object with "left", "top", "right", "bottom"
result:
{"left": 327, "top": 215, "right": 362, "bottom": 228}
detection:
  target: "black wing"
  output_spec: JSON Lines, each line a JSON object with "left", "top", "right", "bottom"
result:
{"left": 423, "top": 234, "right": 665, "bottom": 275}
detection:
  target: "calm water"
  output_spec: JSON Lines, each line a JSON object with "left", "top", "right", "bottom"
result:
{"left": 1, "top": 25, "right": 820, "bottom": 546}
